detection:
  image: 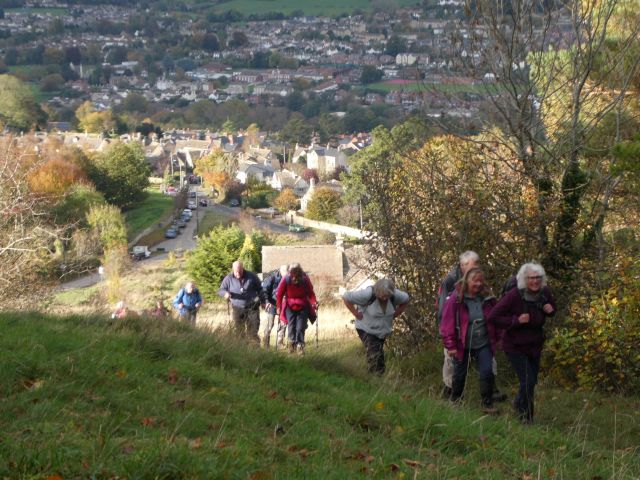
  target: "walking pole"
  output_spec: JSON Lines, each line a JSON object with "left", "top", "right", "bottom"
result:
{"left": 315, "top": 302, "right": 320, "bottom": 348}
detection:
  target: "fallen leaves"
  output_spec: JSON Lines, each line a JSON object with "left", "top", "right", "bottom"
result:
{"left": 167, "top": 368, "right": 179, "bottom": 384}
{"left": 115, "top": 370, "right": 127, "bottom": 379}
{"left": 141, "top": 417, "right": 156, "bottom": 427}
{"left": 374, "top": 401, "right": 385, "bottom": 411}
{"left": 23, "top": 378, "right": 44, "bottom": 390}
{"left": 188, "top": 437, "right": 202, "bottom": 450}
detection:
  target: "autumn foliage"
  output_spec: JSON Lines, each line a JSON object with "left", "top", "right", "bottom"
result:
{"left": 28, "top": 158, "right": 88, "bottom": 196}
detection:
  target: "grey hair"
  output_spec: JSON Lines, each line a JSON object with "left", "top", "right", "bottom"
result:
{"left": 459, "top": 250, "right": 480, "bottom": 266}
{"left": 516, "top": 262, "right": 547, "bottom": 289}
{"left": 373, "top": 278, "right": 395, "bottom": 298}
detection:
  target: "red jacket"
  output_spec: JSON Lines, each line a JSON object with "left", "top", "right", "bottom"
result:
{"left": 276, "top": 274, "right": 317, "bottom": 319}
{"left": 439, "top": 288, "right": 498, "bottom": 361}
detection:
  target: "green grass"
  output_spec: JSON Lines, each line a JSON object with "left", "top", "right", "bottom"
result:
{"left": 197, "top": 211, "right": 233, "bottom": 236}
{"left": 5, "top": 7, "right": 68, "bottom": 15}
{"left": 206, "top": 0, "right": 419, "bottom": 15}
{"left": 365, "top": 81, "right": 500, "bottom": 95}
{"left": 52, "top": 285, "right": 100, "bottom": 307}
{"left": 124, "top": 190, "right": 175, "bottom": 242}
{"left": 0, "top": 312, "right": 638, "bottom": 478}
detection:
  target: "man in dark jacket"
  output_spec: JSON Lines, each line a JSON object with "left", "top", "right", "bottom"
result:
{"left": 219, "top": 260, "right": 265, "bottom": 343}
{"left": 173, "top": 282, "right": 203, "bottom": 326}
{"left": 262, "top": 264, "right": 288, "bottom": 349}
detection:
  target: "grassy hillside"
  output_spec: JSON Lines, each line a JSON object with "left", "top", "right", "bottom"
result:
{"left": 0, "top": 312, "right": 638, "bottom": 478}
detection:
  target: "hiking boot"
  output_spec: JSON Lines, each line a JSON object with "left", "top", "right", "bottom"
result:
{"left": 481, "top": 404, "right": 499, "bottom": 415}
{"left": 289, "top": 343, "right": 296, "bottom": 354}
{"left": 441, "top": 386, "right": 452, "bottom": 400}
{"left": 297, "top": 344, "right": 305, "bottom": 356}
{"left": 492, "top": 389, "right": 508, "bottom": 403}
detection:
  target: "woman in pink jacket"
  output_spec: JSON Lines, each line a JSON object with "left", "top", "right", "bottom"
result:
{"left": 276, "top": 263, "right": 317, "bottom": 355}
{"left": 440, "top": 267, "right": 498, "bottom": 413}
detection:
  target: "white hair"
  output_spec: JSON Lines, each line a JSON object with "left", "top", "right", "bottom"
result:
{"left": 115, "top": 301, "right": 125, "bottom": 309}
{"left": 516, "top": 262, "right": 547, "bottom": 289}
{"left": 459, "top": 250, "right": 480, "bottom": 266}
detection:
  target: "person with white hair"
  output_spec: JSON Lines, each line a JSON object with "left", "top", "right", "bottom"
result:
{"left": 488, "top": 262, "right": 556, "bottom": 423}
{"left": 342, "top": 278, "right": 409, "bottom": 374}
{"left": 173, "top": 281, "right": 203, "bottom": 326}
{"left": 262, "top": 264, "right": 289, "bottom": 350}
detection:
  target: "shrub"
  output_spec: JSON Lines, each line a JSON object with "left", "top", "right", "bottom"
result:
{"left": 546, "top": 257, "right": 640, "bottom": 394}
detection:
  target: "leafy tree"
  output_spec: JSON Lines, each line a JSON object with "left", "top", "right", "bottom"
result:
{"left": 40, "top": 73, "right": 65, "bottom": 92}
{"left": 279, "top": 116, "right": 312, "bottom": 145}
{"left": 385, "top": 35, "right": 407, "bottom": 56}
{"left": 228, "top": 31, "right": 248, "bottom": 48}
{"left": 273, "top": 188, "right": 298, "bottom": 212}
{"left": 305, "top": 187, "right": 342, "bottom": 222}
{"left": 28, "top": 157, "right": 87, "bottom": 197}
{"left": 75, "top": 101, "right": 116, "bottom": 133}
{"left": 301, "top": 168, "right": 319, "bottom": 184}
{"left": 89, "top": 142, "right": 150, "bottom": 210}
{"left": 238, "top": 235, "right": 260, "bottom": 272}
{"left": 0, "top": 75, "right": 47, "bottom": 130}
{"left": 194, "top": 148, "right": 238, "bottom": 196}
{"left": 121, "top": 93, "right": 148, "bottom": 114}
{"left": 186, "top": 225, "right": 246, "bottom": 300}
{"left": 360, "top": 65, "right": 383, "bottom": 84}
{"left": 52, "top": 184, "right": 106, "bottom": 226}
{"left": 86, "top": 203, "right": 127, "bottom": 251}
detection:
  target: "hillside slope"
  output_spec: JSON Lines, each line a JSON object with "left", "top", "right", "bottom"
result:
{"left": 0, "top": 312, "right": 637, "bottom": 478}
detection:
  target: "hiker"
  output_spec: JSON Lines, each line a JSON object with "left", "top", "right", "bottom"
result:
{"left": 436, "top": 251, "right": 506, "bottom": 402}
{"left": 173, "top": 282, "right": 202, "bottom": 326}
{"left": 262, "top": 264, "right": 289, "bottom": 350}
{"left": 487, "top": 262, "right": 555, "bottom": 423}
{"left": 275, "top": 262, "right": 317, "bottom": 355}
{"left": 342, "top": 278, "right": 409, "bottom": 375}
{"left": 111, "top": 300, "right": 128, "bottom": 319}
{"left": 219, "top": 260, "right": 265, "bottom": 343}
{"left": 440, "top": 267, "right": 499, "bottom": 413}
{"left": 148, "top": 299, "right": 170, "bottom": 319}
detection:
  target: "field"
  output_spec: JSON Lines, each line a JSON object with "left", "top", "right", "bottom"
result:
{"left": 1, "top": 305, "right": 638, "bottom": 478}
{"left": 124, "top": 189, "right": 175, "bottom": 242}
{"left": 4, "top": 7, "right": 68, "bottom": 16}
{"left": 205, "top": 0, "right": 420, "bottom": 16}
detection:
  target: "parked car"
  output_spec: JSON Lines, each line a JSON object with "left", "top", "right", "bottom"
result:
{"left": 288, "top": 223, "right": 307, "bottom": 233}
{"left": 229, "top": 198, "right": 240, "bottom": 207}
{"left": 199, "top": 198, "right": 208, "bottom": 207}
{"left": 174, "top": 219, "right": 186, "bottom": 229}
{"left": 130, "top": 245, "right": 151, "bottom": 261}
{"left": 182, "top": 209, "right": 192, "bottom": 217}
{"left": 165, "top": 228, "right": 178, "bottom": 239}
{"left": 188, "top": 191, "right": 197, "bottom": 198}
{"left": 180, "top": 213, "right": 191, "bottom": 222}
{"left": 187, "top": 201, "right": 197, "bottom": 210}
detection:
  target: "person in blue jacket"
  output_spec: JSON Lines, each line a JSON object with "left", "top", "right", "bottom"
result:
{"left": 173, "top": 281, "right": 203, "bottom": 326}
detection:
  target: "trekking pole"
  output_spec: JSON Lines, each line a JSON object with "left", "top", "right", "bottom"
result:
{"left": 315, "top": 302, "right": 320, "bottom": 348}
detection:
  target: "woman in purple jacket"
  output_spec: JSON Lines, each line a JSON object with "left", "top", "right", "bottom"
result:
{"left": 488, "top": 262, "right": 556, "bottom": 423}
{"left": 440, "top": 267, "right": 498, "bottom": 413}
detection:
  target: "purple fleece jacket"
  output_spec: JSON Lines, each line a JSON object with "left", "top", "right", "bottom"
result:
{"left": 487, "top": 286, "right": 556, "bottom": 357}
{"left": 440, "top": 289, "right": 498, "bottom": 362}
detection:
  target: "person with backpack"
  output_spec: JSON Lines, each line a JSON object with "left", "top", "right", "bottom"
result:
{"left": 487, "top": 262, "right": 555, "bottom": 424}
{"left": 275, "top": 263, "right": 317, "bottom": 355}
{"left": 262, "top": 264, "right": 289, "bottom": 350}
{"left": 342, "top": 278, "right": 409, "bottom": 375}
{"left": 219, "top": 260, "right": 265, "bottom": 343}
{"left": 436, "top": 251, "right": 507, "bottom": 402}
{"left": 440, "top": 267, "right": 499, "bottom": 413}
{"left": 173, "top": 282, "right": 202, "bottom": 326}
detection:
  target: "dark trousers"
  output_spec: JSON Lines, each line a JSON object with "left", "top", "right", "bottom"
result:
{"left": 506, "top": 352, "right": 540, "bottom": 422}
{"left": 451, "top": 345, "right": 494, "bottom": 405}
{"left": 285, "top": 307, "right": 308, "bottom": 346}
{"left": 180, "top": 309, "right": 197, "bottom": 327}
{"left": 232, "top": 306, "right": 260, "bottom": 343}
{"left": 356, "top": 329, "right": 386, "bottom": 374}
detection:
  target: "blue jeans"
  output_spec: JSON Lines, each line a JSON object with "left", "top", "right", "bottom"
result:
{"left": 285, "top": 307, "right": 308, "bottom": 346}
{"left": 451, "top": 345, "right": 494, "bottom": 405}
{"left": 506, "top": 352, "right": 540, "bottom": 422}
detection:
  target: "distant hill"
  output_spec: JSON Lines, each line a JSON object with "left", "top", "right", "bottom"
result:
{"left": 0, "top": 311, "right": 637, "bottom": 477}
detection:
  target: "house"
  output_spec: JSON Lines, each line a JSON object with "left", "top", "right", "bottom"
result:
{"left": 271, "top": 170, "right": 309, "bottom": 197}
{"left": 236, "top": 161, "right": 275, "bottom": 184}
{"left": 306, "top": 147, "right": 348, "bottom": 175}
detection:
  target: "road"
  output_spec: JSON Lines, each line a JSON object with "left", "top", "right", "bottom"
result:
{"left": 59, "top": 200, "right": 297, "bottom": 291}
